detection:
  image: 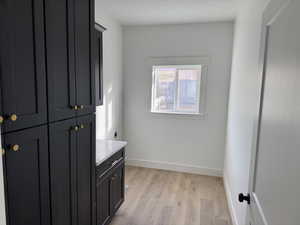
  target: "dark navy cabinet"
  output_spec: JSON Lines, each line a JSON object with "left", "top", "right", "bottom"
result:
{"left": 2, "top": 125, "right": 50, "bottom": 225}
{"left": 49, "top": 115, "right": 95, "bottom": 225}
{"left": 45, "top": 0, "right": 95, "bottom": 122}
{"left": 0, "top": 0, "right": 47, "bottom": 133}
{"left": 95, "top": 23, "right": 106, "bottom": 106}
{"left": 96, "top": 149, "right": 125, "bottom": 225}
{"left": 0, "top": 1, "right": 96, "bottom": 225}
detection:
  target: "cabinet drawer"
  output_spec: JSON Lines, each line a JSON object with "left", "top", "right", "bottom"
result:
{"left": 96, "top": 149, "right": 124, "bottom": 178}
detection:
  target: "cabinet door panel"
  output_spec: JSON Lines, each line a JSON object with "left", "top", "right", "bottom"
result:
{"left": 49, "top": 118, "right": 77, "bottom": 225}
{"left": 97, "top": 175, "right": 111, "bottom": 225}
{"left": 94, "top": 25, "right": 104, "bottom": 106}
{"left": 75, "top": 0, "right": 95, "bottom": 116}
{"left": 2, "top": 126, "right": 50, "bottom": 225}
{"left": 77, "top": 114, "right": 96, "bottom": 225}
{"left": 0, "top": 0, "right": 47, "bottom": 132}
{"left": 45, "top": 0, "right": 76, "bottom": 122}
{"left": 110, "top": 162, "right": 125, "bottom": 214}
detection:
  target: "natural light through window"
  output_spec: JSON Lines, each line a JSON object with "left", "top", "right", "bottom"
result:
{"left": 151, "top": 65, "right": 202, "bottom": 115}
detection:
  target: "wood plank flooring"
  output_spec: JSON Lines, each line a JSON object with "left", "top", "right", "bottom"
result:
{"left": 110, "top": 166, "right": 232, "bottom": 225}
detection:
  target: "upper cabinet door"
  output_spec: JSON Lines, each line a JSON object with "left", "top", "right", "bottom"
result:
{"left": 95, "top": 24, "right": 106, "bottom": 106}
{"left": 2, "top": 125, "right": 50, "bottom": 225}
{"left": 0, "top": 0, "right": 47, "bottom": 133}
{"left": 74, "top": 0, "right": 96, "bottom": 116}
{"left": 44, "top": 0, "right": 77, "bottom": 122}
{"left": 45, "top": 0, "right": 95, "bottom": 121}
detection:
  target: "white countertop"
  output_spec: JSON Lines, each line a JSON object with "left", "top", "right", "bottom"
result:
{"left": 96, "top": 139, "right": 127, "bottom": 166}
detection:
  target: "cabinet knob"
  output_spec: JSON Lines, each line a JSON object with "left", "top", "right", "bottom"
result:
{"left": 1, "top": 148, "right": 5, "bottom": 155}
{"left": 10, "top": 114, "right": 18, "bottom": 122}
{"left": 72, "top": 105, "right": 79, "bottom": 111}
{"left": 0, "top": 116, "right": 4, "bottom": 124}
{"left": 111, "top": 174, "right": 118, "bottom": 181}
{"left": 80, "top": 124, "right": 84, "bottom": 129}
{"left": 79, "top": 105, "right": 84, "bottom": 109}
{"left": 72, "top": 126, "right": 79, "bottom": 132}
{"left": 11, "top": 144, "right": 20, "bottom": 152}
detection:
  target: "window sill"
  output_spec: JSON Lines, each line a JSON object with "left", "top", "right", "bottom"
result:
{"left": 150, "top": 111, "right": 207, "bottom": 119}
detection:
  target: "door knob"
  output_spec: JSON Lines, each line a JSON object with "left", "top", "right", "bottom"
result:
{"left": 238, "top": 193, "right": 250, "bottom": 205}
{"left": 10, "top": 114, "right": 17, "bottom": 121}
{"left": 0, "top": 116, "right": 4, "bottom": 124}
{"left": 11, "top": 144, "right": 20, "bottom": 152}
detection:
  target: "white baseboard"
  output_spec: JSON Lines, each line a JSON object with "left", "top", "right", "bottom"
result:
{"left": 223, "top": 174, "right": 239, "bottom": 225}
{"left": 125, "top": 159, "right": 222, "bottom": 177}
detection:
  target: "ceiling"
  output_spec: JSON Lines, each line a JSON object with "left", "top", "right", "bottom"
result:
{"left": 95, "top": 0, "right": 239, "bottom": 25}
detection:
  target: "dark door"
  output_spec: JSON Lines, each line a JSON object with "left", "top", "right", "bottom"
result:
{"left": 96, "top": 174, "right": 111, "bottom": 225}
{"left": 94, "top": 24, "right": 105, "bottom": 106}
{"left": 49, "top": 118, "right": 77, "bottom": 225}
{"left": 0, "top": 0, "right": 47, "bottom": 132}
{"left": 44, "top": 0, "right": 77, "bottom": 122}
{"left": 77, "top": 114, "right": 96, "bottom": 225}
{"left": 110, "top": 162, "right": 125, "bottom": 215}
{"left": 74, "top": 0, "right": 95, "bottom": 116}
{"left": 2, "top": 125, "right": 50, "bottom": 225}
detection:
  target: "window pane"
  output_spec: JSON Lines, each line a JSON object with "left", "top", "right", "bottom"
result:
{"left": 177, "top": 69, "right": 201, "bottom": 113}
{"left": 153, "top": 67, "right": 176, "bottom": 112}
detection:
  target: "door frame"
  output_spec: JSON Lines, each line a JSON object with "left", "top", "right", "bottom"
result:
{"left": 246, "top": 0, "right": 293, "bottom": 224}
{"left": 0, "top": 134, "right": 7, "bottom": 225}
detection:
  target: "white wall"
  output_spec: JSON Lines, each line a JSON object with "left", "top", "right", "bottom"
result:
{"left": 223, "top": 1, "right": 269, "bottom": 225}
{"left": 94, "top": 6, "right": 123, "bottom": 140}
{"left": 123, "top": 22, "right": 234, "bottom": 176}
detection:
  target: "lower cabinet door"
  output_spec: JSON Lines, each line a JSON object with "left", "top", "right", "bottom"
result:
{"left": 49, "top": 115, "right": 95, "bottom": 225}
{"left": 96, "top": 174, "right": 111, "bottom": 225}
{"left": 110, "top": 162, "right": 125, "bottom": 215}
{"left": 49, "top": 118, "right": 77, "bottom": 225}
{"left": 77, "top": 114, "right": 96, "bottom": 225}
{"left": 2, "top": 125, "right": 50, "bottom": 225}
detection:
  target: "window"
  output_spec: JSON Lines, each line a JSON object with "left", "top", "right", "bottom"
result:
{"left": 151, "top": 65, "right": 202, "bottom": 115}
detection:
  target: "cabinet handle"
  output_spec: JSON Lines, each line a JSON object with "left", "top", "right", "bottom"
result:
{"left": 10, "top": 114, "right": 18, "bottom": 122}
{"left": 1, "top": 148, "right": 5, "bottom": 156}
{"left": 11, "top": 144, "right": 20, "bottom": 152}
{"left": 111, "top": 158, "right": 123, "bottom": 167}
{"left": 0, "top": 116, "right": 4, "bottom": 124}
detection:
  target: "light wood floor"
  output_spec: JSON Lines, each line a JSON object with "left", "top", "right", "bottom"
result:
{"left": 111, "top": 166, "right": 232, "bottom": 225}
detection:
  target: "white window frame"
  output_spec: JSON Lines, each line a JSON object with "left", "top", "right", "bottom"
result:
{"left": 151, "top": 65, "right": 203, "bottom": 115}
{"left": 147, "top": 56, "right": 209, "bottom": 118}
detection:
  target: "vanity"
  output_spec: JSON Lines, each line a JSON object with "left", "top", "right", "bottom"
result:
{"left": 96, "top": 140, "right": 127, "bottom": 225}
